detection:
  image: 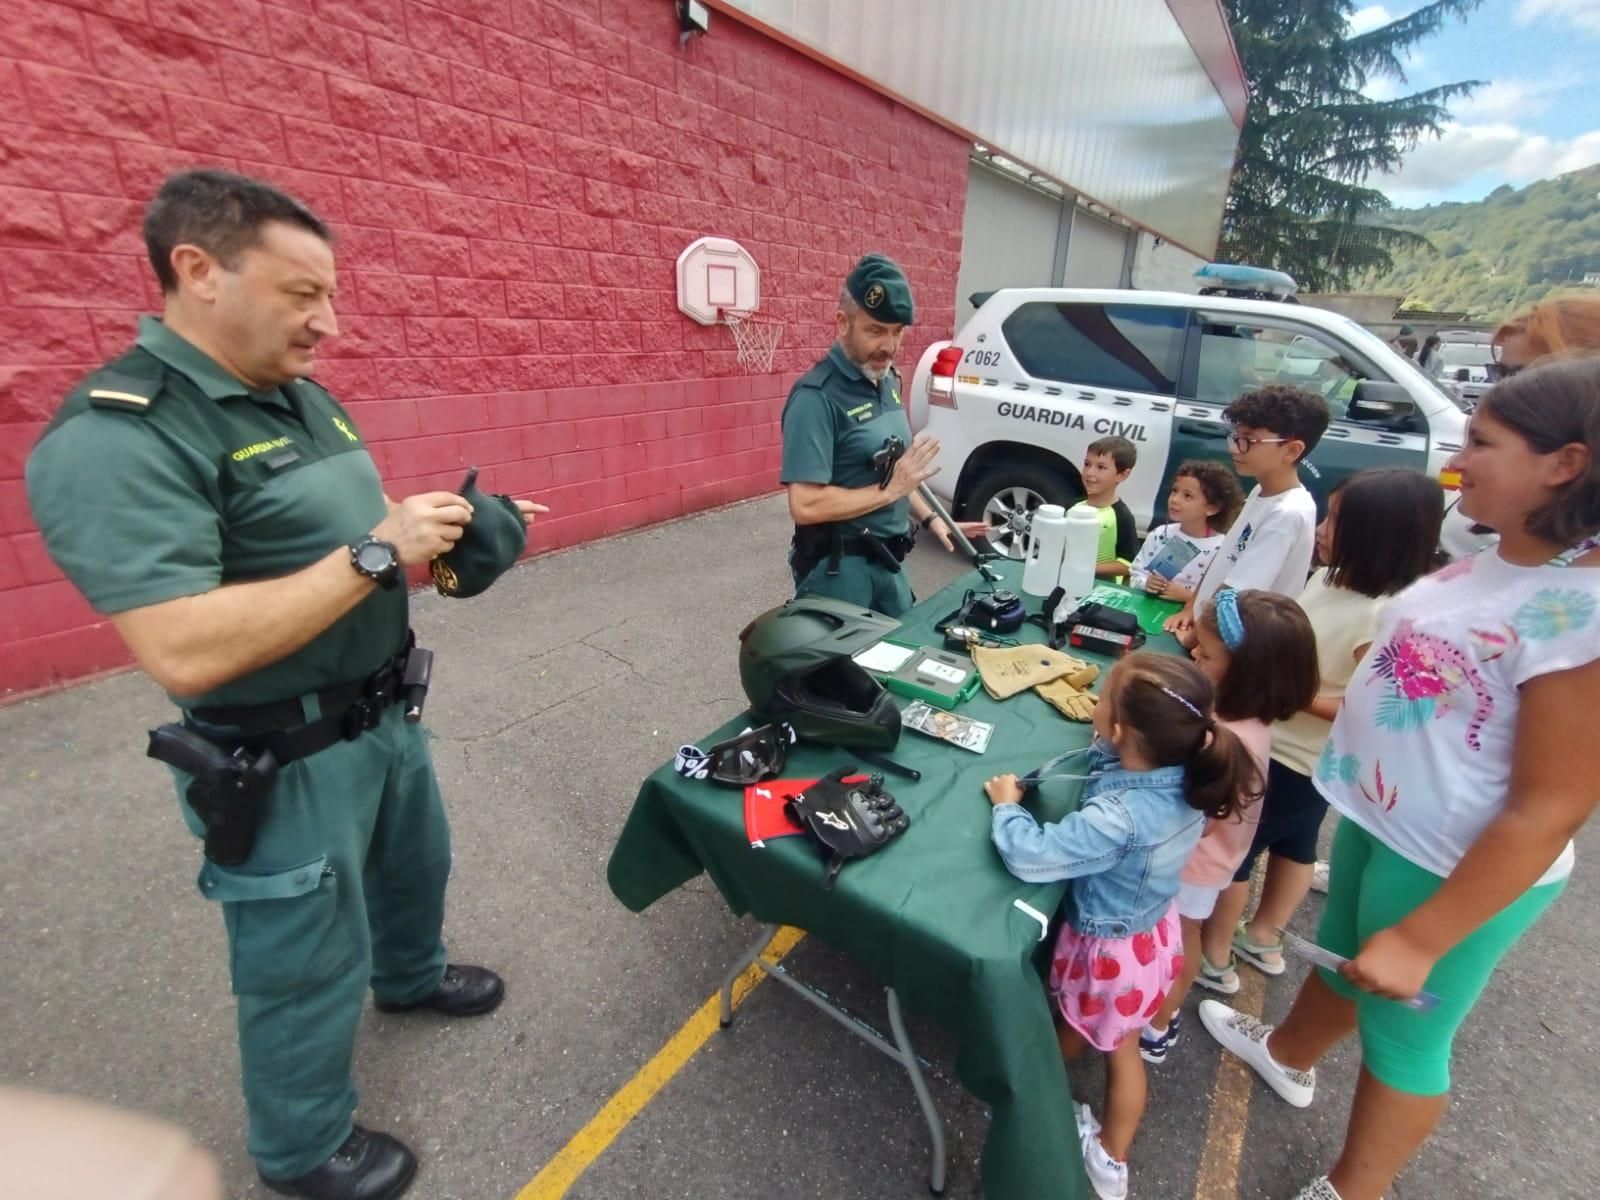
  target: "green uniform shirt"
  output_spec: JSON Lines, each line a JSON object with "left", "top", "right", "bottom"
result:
{"left": 26, "top": 316, "right": 406, "bottom": 709}
{"left": 779, "top": 344, "right": 913, "bottom": 538}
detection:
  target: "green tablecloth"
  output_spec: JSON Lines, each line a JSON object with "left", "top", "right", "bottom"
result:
{"left": 606, "top": 563, "right": 1182, "bottom": 1199}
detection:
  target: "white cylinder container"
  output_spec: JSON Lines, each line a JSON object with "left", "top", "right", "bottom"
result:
{"left": 1021, "top": 503, "right": 1069, "bottom": 596}
{"left": 1057, "top": 503, "right": 1102, "bottom": 609}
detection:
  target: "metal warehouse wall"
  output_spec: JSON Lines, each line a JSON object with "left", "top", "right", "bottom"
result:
{"left": 714, "top": 0, "right": 1245, "bottom": 257}
{"left": 0, "top": 0, "right": 970, "bottom": 696}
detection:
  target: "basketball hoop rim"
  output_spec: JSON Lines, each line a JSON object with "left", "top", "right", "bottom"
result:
{"left": 717, "top": 307, "right": 781, "bottom": 325}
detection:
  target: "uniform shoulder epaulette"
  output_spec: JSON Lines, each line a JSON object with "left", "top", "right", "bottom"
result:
{"left": 288, "top": 376, "right": 334, "bottom": 402}
{"left": 83, "top": 370, "right": 162, "bottom": 415}
{"left": 795, "top": 357, "right": 838, "bottom": 392}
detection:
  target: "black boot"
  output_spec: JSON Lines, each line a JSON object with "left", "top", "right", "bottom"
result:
{"left": 259, "top": 1126, "right": 417, "bottom": 1200}
{"left": 375, "top": 963, "right": 505, "bottom": 1017}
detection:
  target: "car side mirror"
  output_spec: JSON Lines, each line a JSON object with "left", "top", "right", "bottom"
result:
{"left": 1347, "top": 381, "right": 1417, "bottom": 428}
{"left": 1454, "top": 368, "right": 1470, "bottom": 382}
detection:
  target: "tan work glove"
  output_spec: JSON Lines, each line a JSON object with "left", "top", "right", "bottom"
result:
{"left": 971, "top": 645, "right": 1100, "bottom": 700}
{"left": 1036, "top": 677, "right": 1099, "bottom": 722}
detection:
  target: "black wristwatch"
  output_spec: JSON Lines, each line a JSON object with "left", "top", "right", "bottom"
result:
{"left": 920, "top": 513, "right": 939, "bottom": 530}
{"left": 349, "top": 536, "right": 401, "bottom": 589}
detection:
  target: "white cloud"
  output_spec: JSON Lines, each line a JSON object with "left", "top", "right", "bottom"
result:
{"left": 1373, "top": 121, "right": 1600, "bottom": 206}
{"left": 1516, "top": 0, "right": 1600, "bottom": 35}
{"left": 1348, "top": 4, "right": 1395, "bottom": 34}
{"left": 1453, "top": 74, "right": 1581, "bottom": 122}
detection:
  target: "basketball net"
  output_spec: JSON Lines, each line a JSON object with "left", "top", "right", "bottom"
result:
{"left": 720, "top": 308, "right": 782, "bottom": 373}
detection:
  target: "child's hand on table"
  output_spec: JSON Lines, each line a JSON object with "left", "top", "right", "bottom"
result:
{"left": 984, "top": 774, "right": 1024, "bottom": 807}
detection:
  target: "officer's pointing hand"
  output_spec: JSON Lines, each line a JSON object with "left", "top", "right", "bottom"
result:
{"left": 890, "top": 433, "right": 940, "bottom": 498}
{"left": 373, "top": 491, "right": 475, "bottom": 566}
{"left": 513, "top": 498, "right": 550, "bottom": 528}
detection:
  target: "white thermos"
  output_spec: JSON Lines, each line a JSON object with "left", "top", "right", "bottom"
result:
{"left": 1021, "top": 504, "right": 1069, "bottom": 596}
{"left": 1057, "top": 503, "right": 1102, "bottom": 610}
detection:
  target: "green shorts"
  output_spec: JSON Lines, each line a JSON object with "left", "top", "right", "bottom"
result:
{"left": 1317, "top": 818, "right": 1564, "bottom": 1097}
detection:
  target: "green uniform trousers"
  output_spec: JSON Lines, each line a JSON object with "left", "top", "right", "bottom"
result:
{"left": 791, "top": 551, "right": 914, "bottom": 617}
{"left": 187, "top": 704, "right": 450, "bottom": 1178}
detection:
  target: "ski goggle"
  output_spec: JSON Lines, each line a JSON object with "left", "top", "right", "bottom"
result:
{"left": 674, "top": 722, "right": 796, "bottom": 786}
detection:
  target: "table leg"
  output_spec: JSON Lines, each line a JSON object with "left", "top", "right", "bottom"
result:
{"left": 887, "top": 987, "right": 947, "bottom": 1198}
{"left": 718, "top": 922, "right": 780, "bottom": 1028}
{"left": 716, "top": 929, "right": 948, "bottom": 1196}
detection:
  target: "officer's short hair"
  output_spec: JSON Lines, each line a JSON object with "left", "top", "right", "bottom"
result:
{"left": 838, "top": 286, "right": 860, "bottom": 317}
{"left": 143, "top": 170, "right": 332, "bottom": 293}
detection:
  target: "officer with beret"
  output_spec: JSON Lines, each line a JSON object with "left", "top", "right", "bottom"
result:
{"left": 25, "top": 170, "right": 545, "bottom": 1200}
{"left": 780, "top": 253, "right": 981, "bottom": 616}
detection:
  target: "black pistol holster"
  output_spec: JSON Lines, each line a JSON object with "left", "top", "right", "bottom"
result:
{"left": 147, "top": 724, "right": 279, "bottom": 866}
{"left": 791, "top": 524, "right": 917, "bottom": 578}
{"left": 786, "top": 767, "right": 909, "bottom": 888}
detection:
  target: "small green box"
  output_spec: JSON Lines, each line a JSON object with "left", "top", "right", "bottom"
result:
{"left": 870, "top": 642, "right": 982, "bottom": 710}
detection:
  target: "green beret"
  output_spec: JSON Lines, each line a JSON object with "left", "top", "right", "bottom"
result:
{"left": 845, "top": 253, "right": 914, "bottom": 326}
{"left": 431, "top": 468, "right": 528, "bottom": 599}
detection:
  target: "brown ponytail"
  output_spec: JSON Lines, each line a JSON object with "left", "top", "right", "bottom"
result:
{"left": 1106, "top": 652, "right": 1264, "bottom": 821}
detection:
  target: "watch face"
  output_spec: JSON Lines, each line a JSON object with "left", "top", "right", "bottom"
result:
{"left": 356, "top": 541, "right": 394, "bottom": 573}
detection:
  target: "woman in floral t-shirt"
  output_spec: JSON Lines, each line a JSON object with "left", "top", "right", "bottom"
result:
{"left": 1199, "top": 357, "right": 1600, "bottom": 1200}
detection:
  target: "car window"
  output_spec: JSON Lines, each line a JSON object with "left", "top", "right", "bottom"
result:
{"left": 1000, "top": 302, "right": 1184, "bottom": 396}
{"left": 1195, "top": 320, "right": 1366, "bottom": 419}
{"left": 1438, "top": 343, "right": 1493, "bottom": 368}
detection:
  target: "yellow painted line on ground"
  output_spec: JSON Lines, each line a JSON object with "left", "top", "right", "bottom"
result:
{"left": 1193, "top": 969, "right": 1268, "bottom": 1200}
{"left": 514, "top": 926, "right": 806, "bottom": 1200}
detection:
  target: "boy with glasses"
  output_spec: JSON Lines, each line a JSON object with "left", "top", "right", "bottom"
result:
{"left": 1166, "top": 385, "right": 1330, "bottom": 641}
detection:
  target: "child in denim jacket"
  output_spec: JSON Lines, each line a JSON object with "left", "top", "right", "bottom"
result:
{"left": 985, "top": 653, "right": 1258, "bottom": 1200}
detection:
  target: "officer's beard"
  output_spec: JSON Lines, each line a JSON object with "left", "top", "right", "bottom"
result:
{"left": 842, "top": 337, "right": 891, "bottom": 382}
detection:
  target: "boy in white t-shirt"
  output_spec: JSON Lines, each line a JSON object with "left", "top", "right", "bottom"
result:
{"left": 1166, "top": 384, "right": 1331, "bottom": 641}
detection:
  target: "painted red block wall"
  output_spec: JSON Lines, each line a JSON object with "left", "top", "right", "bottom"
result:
{"left": 0, "top": 0, "right": 969, "bottom": 697}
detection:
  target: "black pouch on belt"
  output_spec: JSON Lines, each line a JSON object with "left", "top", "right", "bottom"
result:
{"left": 147, "top": 723, "right": 280, "bottom": 866}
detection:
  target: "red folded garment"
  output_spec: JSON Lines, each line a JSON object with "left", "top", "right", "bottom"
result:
{"left": 744, "top": 775, "right": 865, "bottom": 846}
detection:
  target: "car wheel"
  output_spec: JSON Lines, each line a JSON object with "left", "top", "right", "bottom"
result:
{"left": 959, "top": 464, "right": 1083, "bottom": 560}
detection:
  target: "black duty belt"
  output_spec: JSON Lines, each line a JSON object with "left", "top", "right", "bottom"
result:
{"left": 792, "top": 524, "right": 916, "bottom": 576}
{"left": 185, "top": 647, "right": 411, "bottom": 767}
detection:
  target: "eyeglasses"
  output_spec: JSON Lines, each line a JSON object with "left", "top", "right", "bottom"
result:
{"left": 1228, "top": 433, "right": 1291, "bottom": 454}
{"left": 1489, "top": 344, "right": 1523, "bottom": 378}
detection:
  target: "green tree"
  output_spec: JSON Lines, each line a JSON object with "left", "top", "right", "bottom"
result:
{"left": 1221, "top": 0, "right": 1482, "bottom": 291}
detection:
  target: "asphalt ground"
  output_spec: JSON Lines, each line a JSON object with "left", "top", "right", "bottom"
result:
{"left": 1, "top": 492, "right": 1593, "bottom": 1199}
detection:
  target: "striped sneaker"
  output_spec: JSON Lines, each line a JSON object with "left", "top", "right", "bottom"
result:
{"left": 1198, "top": 1000, "right": 1317, "bottom": 1108}
{"left": 1138, "top": 1010, "right": 1183, "bottom": 1064}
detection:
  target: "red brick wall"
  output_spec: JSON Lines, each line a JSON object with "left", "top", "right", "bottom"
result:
{"left": 0, "top": 0, "right": 969, "bottom": 697}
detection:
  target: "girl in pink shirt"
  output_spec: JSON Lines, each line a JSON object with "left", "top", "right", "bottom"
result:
{"left": 1139, "top": 588, "right": 1320, "bottom": 1063}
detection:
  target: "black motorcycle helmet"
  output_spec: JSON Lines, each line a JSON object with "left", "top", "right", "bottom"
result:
{"left": 737, "top": 597, "right": 903, "bottom": 750}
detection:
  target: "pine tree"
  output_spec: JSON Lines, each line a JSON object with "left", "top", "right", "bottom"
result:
{"left": 1220, "top": 0, "right": 1482, "bottom": 292}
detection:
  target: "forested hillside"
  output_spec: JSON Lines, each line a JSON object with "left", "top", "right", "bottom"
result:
{"left": 1353, "top": 164, "right": 1600, "bottom": 320}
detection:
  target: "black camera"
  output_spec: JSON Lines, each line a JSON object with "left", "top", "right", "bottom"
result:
{"left": 965, "top": 589, "right": 1026, "bottom": 633}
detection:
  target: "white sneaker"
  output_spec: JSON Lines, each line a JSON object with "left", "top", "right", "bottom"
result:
{"left": 1198, "top": 999, "right": 1316, "bottom": 1108}
{"left": 1292, "top": 1178, "right": 1342, "bottom": 1199}
{"left": 1074, "top": 1101, "right": 1101, "bottom": 1140}
{"left": 1310, "top": 860, "right": 1331, "bottom": 894}
{"left": 1080, "top": 1133, "right": 1129, "bottom": 1200}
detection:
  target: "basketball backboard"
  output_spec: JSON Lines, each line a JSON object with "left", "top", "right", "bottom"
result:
{"left": 676, "top": 236, "right": 759, "bottom": 325}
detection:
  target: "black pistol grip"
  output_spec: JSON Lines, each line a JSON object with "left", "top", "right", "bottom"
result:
{"left": 147, "top": 723, "right": 233, "bottom": 779}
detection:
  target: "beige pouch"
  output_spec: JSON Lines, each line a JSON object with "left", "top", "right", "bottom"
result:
{"left": 1036, "top": 677, "right": 1100, "bottom": 722}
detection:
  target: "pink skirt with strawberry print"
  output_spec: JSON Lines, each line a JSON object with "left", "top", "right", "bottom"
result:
{"left": 1048, "top": 901, "right": 1184, "bottom": 1052}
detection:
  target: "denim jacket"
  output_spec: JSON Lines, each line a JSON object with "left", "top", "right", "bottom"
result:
{"left": 991, "top": 744, "right": 1204, "bottom": 937}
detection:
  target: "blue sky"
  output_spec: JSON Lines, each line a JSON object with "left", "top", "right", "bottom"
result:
{"left": 1356, "top": 0, "right": 1600, "bottom": 207}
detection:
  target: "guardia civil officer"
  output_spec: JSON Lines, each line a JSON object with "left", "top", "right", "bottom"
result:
{"left": 780, "top": 254, "right": 981, "bottom": 616}
{"left": 26, "top": 171, "right": 544, "bottom": 1200}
